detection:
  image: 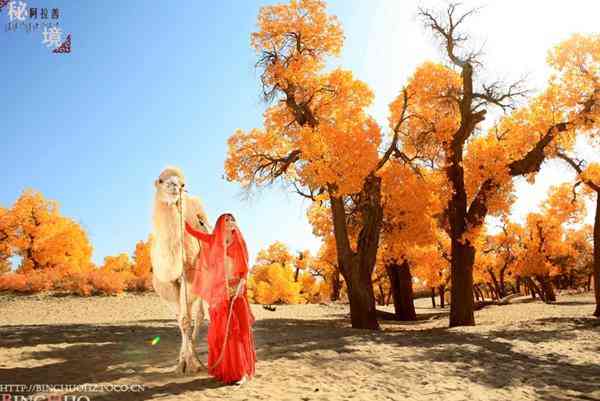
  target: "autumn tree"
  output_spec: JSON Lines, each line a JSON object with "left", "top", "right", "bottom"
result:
{"left": 558, "top": 153, "right": 600, "bottom": 316}
{"left": 475, "top": 241, "right": 501, "bottom": 301}
{"left": 249, "top": 242, "right": 303, "bottom": 304}
{"left": 0, "top": 206, "right": 14, "bottom": 274}
{"left": 101, "top": 253, "right": 133, "bottom": 273}
{"left": 226, "top": 0, "right": 416, "bottom": 329}
{"left": 313, "top": 235, "right": 343, "bottom": 301}
{"left": 6, "top": 189, "right": 94, "bottom": 274}
{"left": 557, "top": 226, "right": 594, "bottom": 290}
{"left": 415, "top": 5, "right": 600, "bottom": 326}
{"left": 480, "top": 220, "right": 523, "bottom": 299}
{"left": 379, "top": 160, "right": 442, "bottom": 319}
{"left": 514, "top": 183, "right": 586, "bottom": 303}
{"left": 256, "top": 241, "right": 294, "bottom": 267}
{"left": 408, "top": 236, "right": 451, "bottom": 308}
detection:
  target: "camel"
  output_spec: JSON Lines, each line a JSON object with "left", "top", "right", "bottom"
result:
{"left": 150, "top": 166, "right": 210, "bottom": 375}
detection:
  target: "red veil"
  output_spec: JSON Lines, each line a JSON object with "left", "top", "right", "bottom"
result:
{"left": 188, "top": 213, "right": 249, "bottom": 306}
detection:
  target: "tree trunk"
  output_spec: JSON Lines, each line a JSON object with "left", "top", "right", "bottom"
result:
{"left": 487, "top": 270, "right": 500, "bottom": 300}
{"left": 385, "top": 288, "right": 393, "bottom": 305}
{"left": 499, "top": 266, "right": 508, "bottom": 298}
{"left": 516, "top": 275, "right": 521, "bottom": 294}
{"left": 449, "top": 237, "right": 476, "bottom": 326}
{"left": 487, "top": 282, "right": 497, "bottom": 300}
{"left": 477, "top": 284, "right": 485, "bottom": 301}
{"left": 536, "top": 274, "right": 556, "bottom": 303}
{"left": 525, "top": 277, "right": 539, "bottom": 299}
{"left": 386, "top": 261, "right": 417, "bottom": 321}
{"left": 593, "top": 193, "right": 600, "bottom": 317}
{"left": 552, "top": 275, "right": 561, "bottom": 291}
{"left": 473, "top": 285, "right": 483, "bottom": 301}
{"left": 431, "top": 287, "right": 436, "bottom": 308}
{"left": 534, "top": 276, "right": 548, "bottom": 301}
{"left": 331, "top": 269, "right": 341, "bottom": 301}
{"left": 439, "top": 285, "right": 446, "bottom": 308}
{"left": 339, "top": 260, "right": 379, "bottom": 329}
{"left": 377, "top": 283, "right": 386, "bottom": 305}
{"left": 329, "top": 175, "right": 382, "bottom": 330}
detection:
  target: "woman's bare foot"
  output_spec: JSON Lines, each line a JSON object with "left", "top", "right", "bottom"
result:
{"left": 233, "top": 375, "right": 249, "bottom": 387}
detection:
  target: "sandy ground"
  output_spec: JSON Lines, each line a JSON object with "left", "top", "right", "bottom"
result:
{"left": 0, "top": 291, "right": 598, "bottom": 401}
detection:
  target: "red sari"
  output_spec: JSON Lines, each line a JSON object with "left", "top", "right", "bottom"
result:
{"left": 185, "top": 215, "right": 256, "bottom": 384}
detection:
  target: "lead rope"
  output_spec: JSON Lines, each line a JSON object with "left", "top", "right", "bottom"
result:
{"left": 207, "top": 287, "right": 240, "bottom": 370}
{"left": 207, "top": 232, "right": 241, "bottom": 371}
{"left": 177, "top": 187, "right": 201, "bottom": 365}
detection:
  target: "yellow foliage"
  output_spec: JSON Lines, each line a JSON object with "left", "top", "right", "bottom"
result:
{"left": 133, "top": 235, "right": 153, "bottom": 277}
{"left": 6, "top": 189, "right": 93, "bottom": 274}
{"left": 380, "top": 161, "right": 440, "bottom": 261}
{"left": 255, "top": 241, "right": 294, "bottom": 267}
{"left": 249, "top": 241, "right": 327, "bottom": 304}
{"left": 251, "top": 0, "right": 343, "bottom": 90}
{"left": 101, "top": 253, "right": 132, "bottom": 273}
{"left": 407, "top": 238, "right": 449, "bottom": 289}
{"left": 394, "top": 61, "right": 461, "bottom": 158}
{"left": 581, "top": 163, "right": 600, "bottom": 194}
{"left": 515, "top": 183, "right": 587, "bottom": 278}
{"left": 250, "top": 262, "right": 303, "bottom": 304}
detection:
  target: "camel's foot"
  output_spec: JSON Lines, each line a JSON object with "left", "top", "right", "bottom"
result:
{"left": 175, "top": 352, "right": 205, "bottom": 376}
{"left": 175, "top": 359, "right": 186, "bottom": 375}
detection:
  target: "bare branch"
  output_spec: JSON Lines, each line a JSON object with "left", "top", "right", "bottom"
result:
{"left": 292, "top": 182, "right": 317, "bottom": 201}
{"left": 375, "top": 88, "right": 409, "bottom": 172}
{"left": 418, "top": 3, "right": 481, "bottom": 68}
{"left": 473, "top": 78, "right": 529, "bottom": 112}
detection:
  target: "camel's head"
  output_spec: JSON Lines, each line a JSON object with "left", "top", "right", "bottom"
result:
{"left": 154, "top": 166, "right": 186, "bottom": 206}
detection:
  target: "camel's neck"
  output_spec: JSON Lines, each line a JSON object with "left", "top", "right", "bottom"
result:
{"left": 151, "top": 196, "right": 186, "bottom": 281}
{"left": 153, "top": 198, "right": 184, "bottom": 242}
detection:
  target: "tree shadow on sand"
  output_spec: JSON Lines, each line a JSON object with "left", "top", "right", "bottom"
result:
{"left": 0, "top": 315, "right": 598, "bottom": 400}
{"left": 253, "top": 316, "right": 600, "bottom": 401}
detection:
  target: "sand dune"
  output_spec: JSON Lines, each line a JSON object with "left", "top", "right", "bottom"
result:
{"left": 0, "top": 292, "right": 598, "bottom": 401}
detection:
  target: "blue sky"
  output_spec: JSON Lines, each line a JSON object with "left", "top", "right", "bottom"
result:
{"left": 0, "top": 0, "right": 370, "bottom": 267}
{"left": 2, "top": 0, "right": 599, "bottom": 268}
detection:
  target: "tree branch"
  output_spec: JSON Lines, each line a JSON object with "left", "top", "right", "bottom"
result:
{"left": 557, "top": 152, "right": 600, "bottom": 192}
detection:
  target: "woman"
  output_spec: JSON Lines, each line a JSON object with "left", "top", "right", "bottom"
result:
{"left": 185, "top": 213, "right": 256, "bottom": 385}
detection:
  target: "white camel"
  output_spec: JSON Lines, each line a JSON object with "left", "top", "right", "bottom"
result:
{"left": 150, "top": 166, "right": 210, "bottom": 375}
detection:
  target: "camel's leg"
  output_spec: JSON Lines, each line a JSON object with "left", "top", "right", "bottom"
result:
{"left": 152, "top": 274, "right": 180, "bottom": 315}
{"left": 182, "top": 266, "right": 205, "bottom": 363}
{"left": 191, "top": 298, "right": 205, "bottom": 351}
{"left": 152, "top": 276, "right": 188, "bottom": 374}
{"left": 177, "top": 277, "right": 204, "bottom": 375}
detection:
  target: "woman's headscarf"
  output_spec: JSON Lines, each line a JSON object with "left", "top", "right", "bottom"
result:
{"left": 194, "top": 213, "right": 249, "bottom": 305}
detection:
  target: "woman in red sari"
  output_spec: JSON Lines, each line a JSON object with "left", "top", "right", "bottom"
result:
{"left": 185, "top": 213, "right": 256, "bottom": 385}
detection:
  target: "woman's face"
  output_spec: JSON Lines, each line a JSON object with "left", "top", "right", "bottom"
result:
{"left": 224, "top": 215, "right": 236, "bottom": 233}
